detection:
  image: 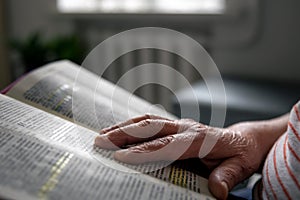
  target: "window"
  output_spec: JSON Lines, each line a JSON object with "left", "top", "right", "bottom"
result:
{"left": 57, "top": 0, "right": 225, "bottom": 14}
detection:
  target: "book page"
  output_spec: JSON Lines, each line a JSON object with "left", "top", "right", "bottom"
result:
{"left": 0, "top": 96, "right": 210, "bottom": 198}
{"left": 4, "top": 61, "right": 212, "bottom": 196}
{"left": 6, "top": 61, "right": 175, "bottom": 131}
{"left": 0, "top": 95, "right": 214, "bottom": 199}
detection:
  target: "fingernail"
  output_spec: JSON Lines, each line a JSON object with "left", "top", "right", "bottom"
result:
{"left": 114, "top": 149, "right": 129, "bottom": 160}
{"left": 94, "top": 136, "right": 105, "bottom": 146}
{"left": 94, "top": 135, "right": 114, "bottom": 149}
{"left": 221, "top": 181, "right": 228, "bottom": 190}
{"left": 100, "top": 127, "right": 111, "bottom": 134}
{"left": 221, "top": 181, "right": 228, "bottom": 199}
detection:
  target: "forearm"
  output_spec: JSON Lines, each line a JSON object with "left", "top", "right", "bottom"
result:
{"left": 256, "top": 113, "right": 289, "bottom": 143}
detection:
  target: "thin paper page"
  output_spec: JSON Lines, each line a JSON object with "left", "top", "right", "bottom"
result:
{"left": 0, "top": 95, "right": 214, "bottom": 199}
{"left": 0, "top": 95, "right": 213, "bottom": 198}
{"left": 6, "top": 61, "right": 176, "bottom": 130}
{"left": 4, "top": 61, "right": 211, "bottom": 196}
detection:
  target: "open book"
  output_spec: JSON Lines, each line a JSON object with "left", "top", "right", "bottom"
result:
{"left": 0, "top": 60, "right": 214, "bottom": 200}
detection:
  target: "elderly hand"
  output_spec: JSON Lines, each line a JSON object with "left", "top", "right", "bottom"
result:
{"left": 94, "top": 114, "right": 288, "bottom": 199}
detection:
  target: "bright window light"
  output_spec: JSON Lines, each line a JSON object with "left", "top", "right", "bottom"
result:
{"left": 58, "top": 0, "right": 99, "bottom": 13}
{"left": 57, "top": 0, "right": 225, "bottom": 14}
{"left": 155, "top": 0, "right": 224, "bottom": 14}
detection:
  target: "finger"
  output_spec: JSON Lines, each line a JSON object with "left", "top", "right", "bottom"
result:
{"left": 100, "top": 114, "right": 172, "bottom": 134}
{"left": 114, "top": 136, "right": 175, "bottom": 164}
{"left": 95, "top": 119, "right": 179, "bottom": 149}
{"left": 113, "top": 133, "right": 199, "bottom": 164}
{"left": 208, "top": 157, "right": 254, "bottom": 200}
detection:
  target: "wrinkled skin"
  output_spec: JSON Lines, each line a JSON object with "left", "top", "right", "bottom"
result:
{"left": 94, "top": 114, "right": 288, "bottom": 199}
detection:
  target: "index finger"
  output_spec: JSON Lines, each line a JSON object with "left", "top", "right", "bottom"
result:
{"left": 100, "top": 114, "right": 172, "bottom": 134}
{"left": 95, "top": 119, "right": 179, "bottom": 149}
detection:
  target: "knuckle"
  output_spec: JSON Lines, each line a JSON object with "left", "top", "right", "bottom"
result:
{"left": 138, "top": 119, "right": 152, "bottom": 127}
{"left": 144, "top": 113, "right": 152, "bottom": 119}
{"left": 158, "top": 135, "right": 174, "bottom": 145}
{"left": 193, "top": 124, "right": 207, "bottom": 132}
{"left": 141, "top": 136, "right": 174, "bottom": 149}
{"left": 144, "top": 113, "right": 161, "bottom": 120}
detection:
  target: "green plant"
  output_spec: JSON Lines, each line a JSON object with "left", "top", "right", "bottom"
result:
{"left": 11, "top": 33, "right": 48, "bottom": 71}
{"left": 11, "top": 32, "right": 86, "bottom": 71}
{"left": 46, "top": 35, "right": 85, "bottom": 64}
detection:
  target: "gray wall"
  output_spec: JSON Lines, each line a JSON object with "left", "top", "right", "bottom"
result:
{"left": 5, "top": 0, "right": 300, "bottom": 83}
{"left": 6, "top": 0, "right": 73, "bottom": 40}
{"left": 213, "top": 0, "right": 300, "bottom": 83}
{"left": 4, "top": 0, "right": 74, "bottom": 83}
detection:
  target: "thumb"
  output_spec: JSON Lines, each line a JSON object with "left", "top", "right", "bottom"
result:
{"left": 208, "top": 157, "right": 251, "bottom": 200}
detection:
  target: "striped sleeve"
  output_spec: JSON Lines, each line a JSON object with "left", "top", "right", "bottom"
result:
{"left": 262, "top": 101, "right": 300, "bottom": 200}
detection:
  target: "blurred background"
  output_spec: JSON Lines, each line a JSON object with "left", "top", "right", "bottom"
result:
{"left": 0, "top": 0, "right": 300, "bottom": 126}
